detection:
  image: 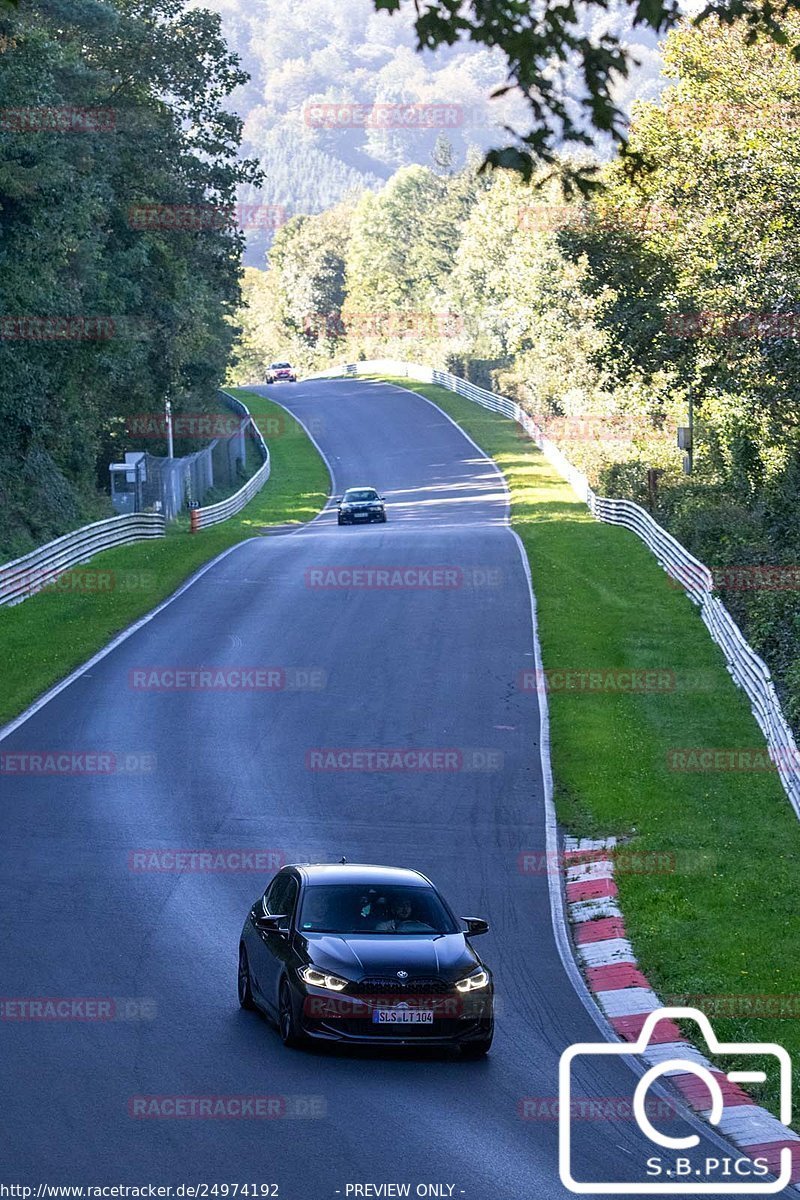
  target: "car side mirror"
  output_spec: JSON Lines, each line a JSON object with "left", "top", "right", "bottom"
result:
{"left": 462, "top": 917, "right": 489, "bottom": 936}
{"left": 253, "top": 912, "right": 288, "bottom": 934}
{"left": 379, "top": 496, "right": 386, "bottom": 501}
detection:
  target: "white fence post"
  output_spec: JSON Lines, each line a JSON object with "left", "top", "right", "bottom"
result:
{"left": 310, "top": 358, "right": 800, "bottom": 819}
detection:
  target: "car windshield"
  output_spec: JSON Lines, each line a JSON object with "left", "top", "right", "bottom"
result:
{"left": 299, "top": 883, "right": 458, "bottom": 935}
{"left": 271, "top": 362, "right": 291, "bottom": 368}
{"left": 344, "top": 489, "right": 378, "bottom": 502}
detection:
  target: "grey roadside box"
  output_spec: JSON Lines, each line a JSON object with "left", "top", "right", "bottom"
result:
{"left": 109, "top": 453, "right": 146, "bottom": 514}
{"left": 677, "top": 426, "right": 693, "bottom": 475}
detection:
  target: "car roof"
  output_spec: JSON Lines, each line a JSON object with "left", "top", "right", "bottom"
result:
{"left": 343, "top": 485, "right": 378, "bottom": 493}
{"left": 290, "top": 863, "right": 433, "bottom": 888}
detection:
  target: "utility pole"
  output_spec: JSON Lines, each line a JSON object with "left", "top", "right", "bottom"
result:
{"left": 165, "top": 397, "right": 174, "bottom": 459}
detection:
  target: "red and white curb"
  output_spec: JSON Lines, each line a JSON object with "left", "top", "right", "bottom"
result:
{"left": 564, "top": 835, "right": 800, "bottom": 1188}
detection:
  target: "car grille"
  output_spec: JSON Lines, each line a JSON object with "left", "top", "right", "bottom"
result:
{"left": 324, "top": 1019, "right": 458, "bottom": 1039}
{"left": 354, "top": 977, "right": 453, "bottom": 995}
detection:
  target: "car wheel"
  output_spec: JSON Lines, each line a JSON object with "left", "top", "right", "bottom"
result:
{"left": 278, "top": 980, "right": 305, "bottom": 1048}
{"left": 380, "top": 514, "right": 387, "bottom": 523}
{"left": 238, "top": 944, "right": 256, "bottom": 1010}
{"left": 337, "top": 516, "right": 345, "bottom": 526}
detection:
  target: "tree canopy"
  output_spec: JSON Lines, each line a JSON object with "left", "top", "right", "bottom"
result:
{"left": 375, "top": 0, "right": 800, "bottom": 187}
{"left": 232, "top": 14, "right": 800, "bottom": 729}
{"left": 0, "top": 0, "right": 258, "bottom": 554}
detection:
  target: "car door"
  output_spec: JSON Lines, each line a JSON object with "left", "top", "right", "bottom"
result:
{"left": 248, "top": 873, "right": 299, "bottom": 1014}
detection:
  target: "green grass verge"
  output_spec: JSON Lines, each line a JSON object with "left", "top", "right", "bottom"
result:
{"left": 0, "top": 389, "right": 329, "bottom": 728}
{"left": 379, "top": 374, "right": 800, "bottom": 1119}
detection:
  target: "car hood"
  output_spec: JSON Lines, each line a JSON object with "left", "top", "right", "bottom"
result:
{"left": 300, "top": 932, "right": 478, "bottom": 980}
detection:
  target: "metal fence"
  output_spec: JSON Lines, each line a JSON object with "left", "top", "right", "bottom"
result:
{"left": 0, "top": 393, "right": 271, "bottom": 608}
{"left": 111, "top": 396, "right": 252, "bottom": 520}
{"left": 189, "top": 391, "right": 271, "bottom": 530}
{"left": 0, "top": 514, "right": 165, "bottom": 607}
{"left": 314, "top": 358, "right": 800, "bottom": 819}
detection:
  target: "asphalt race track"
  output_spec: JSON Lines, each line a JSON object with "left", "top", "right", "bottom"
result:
{"left": 0, "top": 379, "right": 789, "bottom": 1198}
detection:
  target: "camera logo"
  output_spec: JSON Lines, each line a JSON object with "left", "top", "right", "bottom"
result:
{"left": 559, "top": 1007, "right": 793, "bottom": 1193}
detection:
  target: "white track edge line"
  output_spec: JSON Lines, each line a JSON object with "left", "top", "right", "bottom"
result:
{"left": 372, "top": 373, "right": 759, "bottom": 1164}
{"left": 0, "top": 390, "right": 335, "bottom": 744}
{"left": 0, "top": 540, "right": 258, "bottom": 745}
{"left": 240, "top": 388, "right": 338, "bottom": 527}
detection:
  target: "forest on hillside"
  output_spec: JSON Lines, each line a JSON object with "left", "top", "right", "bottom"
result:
{"left": 233, "top": 16, "right": 800, "bottom": 731}
{"left": 206, "top": 0, "right": 666, "bottom": 263}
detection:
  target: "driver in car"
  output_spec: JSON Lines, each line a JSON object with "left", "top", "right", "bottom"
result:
{"left": 375, "top": 897, "right": 415, "bottom": 932}
{"left": 301, "top": 896, "right": 331, "bottom": 931}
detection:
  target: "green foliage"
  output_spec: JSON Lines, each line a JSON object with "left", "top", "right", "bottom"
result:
{"left": 374, "top": 0, "right": 800, "bottom": 188}
{"left": 0, "top": 0, "right": 258, "bottom": 558}
{"left": 229, "top": 13, "right": 800, "bottom": 738}
{"left": 395, "top": 375, "right": 800, "bottom": 1120}
{"left": 0, "top": 390, "right": 328, "bottom": 725}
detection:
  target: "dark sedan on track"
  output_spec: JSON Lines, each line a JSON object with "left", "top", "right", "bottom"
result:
{"left": 336, "top": 487, "right": 387, "bottom": 525}
{"left": 238, "top": 863, "right": 494, "bottom": 1055}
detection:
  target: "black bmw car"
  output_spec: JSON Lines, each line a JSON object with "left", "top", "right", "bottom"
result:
{"left": 336, "top": 487, "right": 387, "bottom": 525}
{"left": 238, "top": 863, "right": 494, "bottom": 1055}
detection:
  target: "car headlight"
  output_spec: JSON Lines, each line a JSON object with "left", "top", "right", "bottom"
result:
{"left": 298, "top": 966, "right": 349, "bottom": 992}
{"left": 455, "top": 968, "right": 490, "bottom": 993}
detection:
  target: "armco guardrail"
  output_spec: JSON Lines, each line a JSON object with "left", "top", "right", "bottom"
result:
{"left": 189, "top": 391, "right": 271, "bottom": 530}
{"left": 0, "top": 513, "right": 165, "bottom": 608}
{"left": 315, "top": 358, "right": 800, "bottom": 818}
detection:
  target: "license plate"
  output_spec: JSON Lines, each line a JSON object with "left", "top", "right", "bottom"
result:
{"left": 354, "top": 512, "right": 368, "bottom": 520}
{"left": 372, "top": 1008, "right": 434, "bottom": 1024}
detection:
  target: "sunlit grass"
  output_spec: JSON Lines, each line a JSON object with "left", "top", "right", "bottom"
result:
{"left": 381, "top": 375, "right": 800, "bottom": 1120}
{"left": 0, "top": 390, "right": 329, "bottom": 726}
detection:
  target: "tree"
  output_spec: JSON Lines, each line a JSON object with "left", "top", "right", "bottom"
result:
{"left": 344, "top": 165, "right": 473, "bottom": 359}
{"left": 374, "top": 0, "right": 800, "bottom": 188}
{"left": 0, "top": 0, "right": 259, "bottom": 554}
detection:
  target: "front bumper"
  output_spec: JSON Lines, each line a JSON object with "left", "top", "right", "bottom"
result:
{"left": 338, "top": 509, "right": 385, "bottom": 523}
{"left": 293, "top": 983, "right": 493, "bottom": 1045}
